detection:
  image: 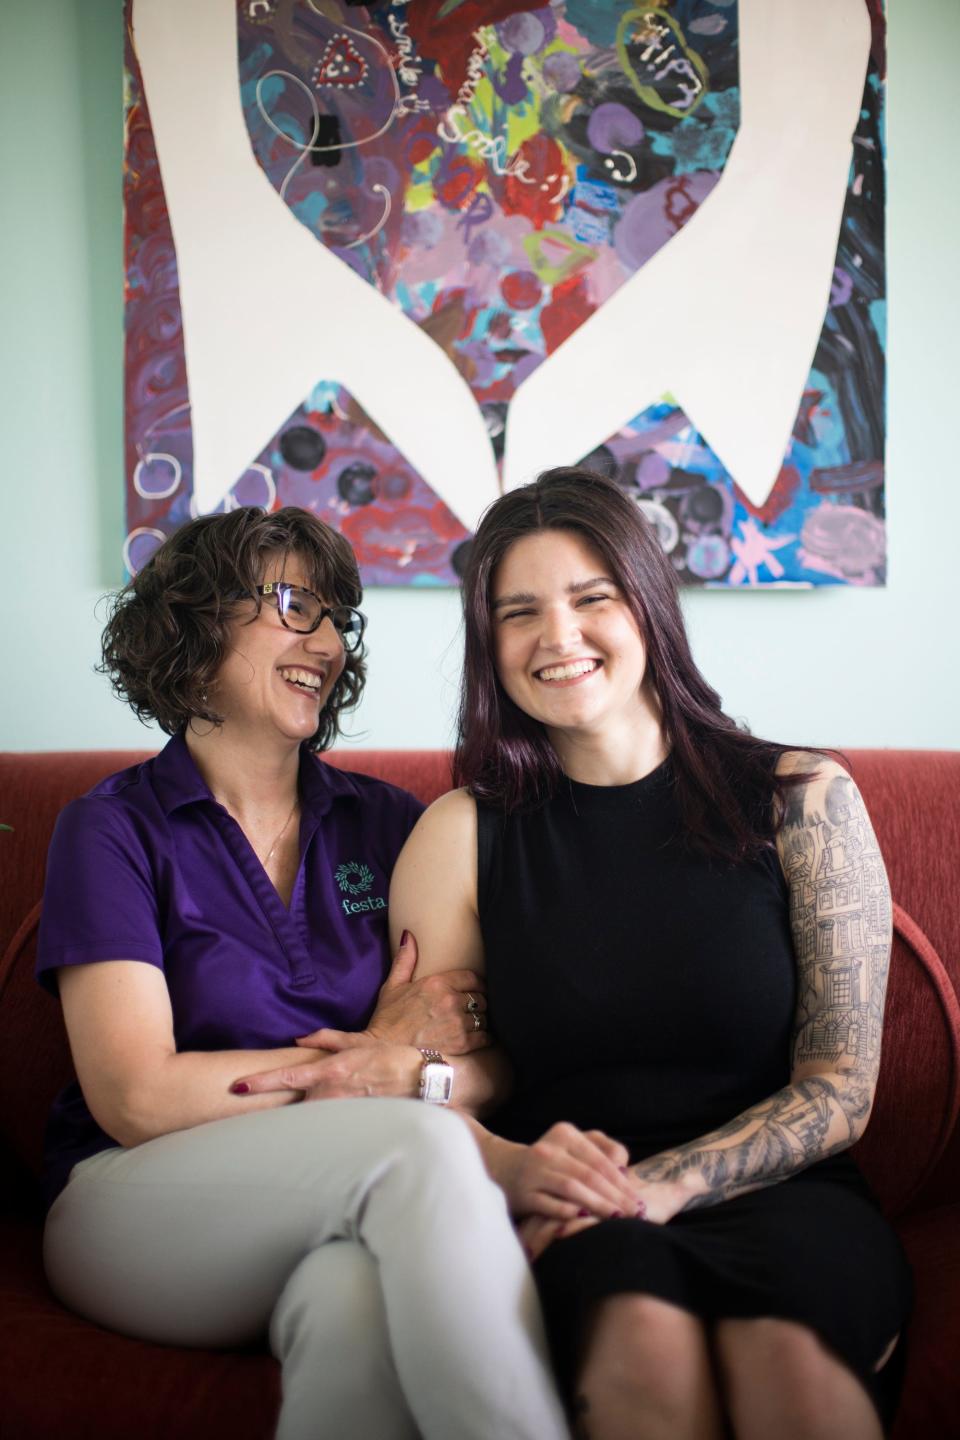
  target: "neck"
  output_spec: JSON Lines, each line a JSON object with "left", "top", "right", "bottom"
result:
{"left": 185, "top": 722, "right": 300, "bottom": 820}
{"left": 547, "top": 688, "right": 669, "bottom": 787}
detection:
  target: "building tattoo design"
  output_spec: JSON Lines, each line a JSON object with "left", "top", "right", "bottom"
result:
{"left": 785, "top": 776, "right": 889, "bottom": 1073}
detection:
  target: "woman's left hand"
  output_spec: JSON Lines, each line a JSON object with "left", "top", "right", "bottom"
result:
{"left": 232, "top": 1039, "right": 422, "bottom": 1100}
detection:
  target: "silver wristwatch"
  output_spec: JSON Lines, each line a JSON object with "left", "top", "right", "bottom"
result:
{"left": 418, "top": 1048, "right": 454, "bottom": 1105}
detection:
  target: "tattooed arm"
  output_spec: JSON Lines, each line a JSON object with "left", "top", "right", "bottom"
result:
{"left": 627, "top": 756, "right": 893, "bottom": 1223}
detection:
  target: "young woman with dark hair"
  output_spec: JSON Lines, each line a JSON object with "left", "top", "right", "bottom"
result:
{"left": 390, "top": 469, "right": 911, "bottom": 1440}
{"left": 37, "top": 505, "right": 572, "bottom": 1440}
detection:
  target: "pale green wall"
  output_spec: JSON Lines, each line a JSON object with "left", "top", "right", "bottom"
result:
{"left": 2, "top": 0, "right": 957, "bottom": 752}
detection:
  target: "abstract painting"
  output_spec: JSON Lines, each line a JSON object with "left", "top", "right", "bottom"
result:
{"left": 124, "top": 0, "right": 886, "bottom": 586}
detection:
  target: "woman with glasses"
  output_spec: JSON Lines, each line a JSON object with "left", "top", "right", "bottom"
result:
{"left": 382, "top": 471, "right": 910, "bottom": 1439}
{"left": 35, "top": 506, "right": 569, "bottom": 1440}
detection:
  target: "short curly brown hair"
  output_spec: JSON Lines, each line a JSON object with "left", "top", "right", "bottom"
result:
{"left": 100, "top": 507, "right": 366, "bottom": 751}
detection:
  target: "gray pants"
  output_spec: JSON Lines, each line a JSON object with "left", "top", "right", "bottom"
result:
{"left": 44, "top": 1099, "right": 570, "bottom": 1440}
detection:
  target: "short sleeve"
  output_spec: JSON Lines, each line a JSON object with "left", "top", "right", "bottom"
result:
{"left": 36, "top": 796, "right": 164, "bottom": 995}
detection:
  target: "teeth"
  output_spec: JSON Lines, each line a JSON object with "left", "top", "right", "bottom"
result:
{"left": 537, "top": 660, "right": 599, "bottom": 682}
{"left": 279, "top": 667, "right": 323, "bottom": 691}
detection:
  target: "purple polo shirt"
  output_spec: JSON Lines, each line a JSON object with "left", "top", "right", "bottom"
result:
{"left": 36, "top": 732, "right": 423, "bottom": 1207}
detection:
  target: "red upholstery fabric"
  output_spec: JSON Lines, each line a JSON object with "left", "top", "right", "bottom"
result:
{"left": 852, "top": 905, "right": 960, "bottom": 1216}
{"left": 0, "top": 1217, "right": 279, "bottom": 1440}
{"left": 847, "top": 750, "right": 960, "bottom": 1211}
{"left": 0, "top": 748, "right": 958, "bottom": 1439}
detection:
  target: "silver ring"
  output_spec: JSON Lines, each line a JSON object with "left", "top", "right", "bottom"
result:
{"left": 472, "top": 1012, "right": 483, "bottom": 1032}
{"left": 466, "top": 993, "right": 481, "bottom": 1014}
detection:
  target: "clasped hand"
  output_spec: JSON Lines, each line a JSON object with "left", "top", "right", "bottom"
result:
{"left": 491, "top": 1123, "right": 682, "bottom": 1261}
{"left": 231, "top": 931, "right": 487, "bottom": 1100}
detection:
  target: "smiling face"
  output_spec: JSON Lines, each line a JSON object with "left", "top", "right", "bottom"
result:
{"left": 210, "top": 553, "right": 346, "bottom": 749}
{"left": 491, "top": 528, "right": 662, "bottom": 753}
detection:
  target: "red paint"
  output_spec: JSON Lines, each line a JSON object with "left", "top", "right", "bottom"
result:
{"left": 500, "top": 270, "right": 542, "bottom": 311}
{"left": 664, "top": 176, "right": 703, "bottom": 230}
{"left": 502, "top": 135, "right": 568, "bottom": 229}
{"left": 314, "top": 34, "right": 368, "bottom": 89}
{"left": 341, "top": 503, "right": 469, "bottom": 573}
{"left": 406, "top": 0, "right": 538, "bottom": 101}
{"left": 434, "top": 155, "right": 484, "bottom": 210}
{"left": 734, "top": 464, "right": 801, "bottom": 527}
{"left": 540, "top": 274, "right": 595, "bottom": 356}
{"left": 408, "top": 133, "right": 437, "bottom": 166}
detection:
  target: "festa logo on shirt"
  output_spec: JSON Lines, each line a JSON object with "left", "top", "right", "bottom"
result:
{"left": 335, "top": 861, "right": 387, "bottom": 916}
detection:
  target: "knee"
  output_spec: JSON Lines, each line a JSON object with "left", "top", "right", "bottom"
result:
{"left": 389, "top": 1103, "right": 490, "bottom": 1185}
{"left": 580, "top": 1295, "right": 706, "bottom": 1412}
{"left": 715, "top": 1317, "right": 844, "bottom": 1423}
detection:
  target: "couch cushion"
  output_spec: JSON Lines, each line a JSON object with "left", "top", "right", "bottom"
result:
{"left": 0, "top": 1215, "right": 279, "bottom": 1439}
{"left": 890, "top": 1202, "right": 960, "bottom": 1439}
{"left": 852, "top": 905, "right": 960, "bottom": 1217}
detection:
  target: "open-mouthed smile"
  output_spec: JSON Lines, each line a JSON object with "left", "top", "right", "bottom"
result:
{"left": 534, "top": 659, "right": 601, "bottom": 685}
{"left": 278, "top": 665, "right": 325, "bottom": 696}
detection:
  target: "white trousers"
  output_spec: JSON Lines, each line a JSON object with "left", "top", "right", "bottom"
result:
{"left": 44, "top": 1099, "right": 570, "bottom": 1440}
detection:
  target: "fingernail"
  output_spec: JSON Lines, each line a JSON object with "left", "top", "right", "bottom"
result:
{"left": 619, "top": 1166, "right": 629, "bottom": 1174}
{"left": 577, "top": 1208, "right": 590, "bottom": 1218}
{"left": 231, "top": 1082, "right": 250, "bottom": 1095}
{"left": 635, "top": 1201, "right": 648, "bottom": 1219}
{"left": 612, "top": 1210, "right": 624, "bottom": 1219}
{"left": 401, "top": 929, "right": 410, "bottom": 945}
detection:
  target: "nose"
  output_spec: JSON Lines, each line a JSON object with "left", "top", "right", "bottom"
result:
{"left": 304, "top": 614, "right": 344, "bottom": 658}
{"left": 539, "top": 603, "right": 582, "bottom": 653}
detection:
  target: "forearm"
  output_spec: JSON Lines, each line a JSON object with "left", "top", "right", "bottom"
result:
{"left": 632, "top": 1072, "right": 871, "bottom": 1216}
{"left": 102, "top": 1044, "right": 308, "bottom": 1146}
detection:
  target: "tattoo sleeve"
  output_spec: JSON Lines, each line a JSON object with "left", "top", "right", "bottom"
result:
{"left": 633, "top": 770, "right": 893, "bottom": 1214}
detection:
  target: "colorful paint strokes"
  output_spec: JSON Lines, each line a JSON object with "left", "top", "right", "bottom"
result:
{"left": 124, "top": 0, "right": 885, "bottom": 587}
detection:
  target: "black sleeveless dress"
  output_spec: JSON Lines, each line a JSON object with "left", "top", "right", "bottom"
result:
{"left": 477, "top": 760, "right": 911, "bottom": 1426}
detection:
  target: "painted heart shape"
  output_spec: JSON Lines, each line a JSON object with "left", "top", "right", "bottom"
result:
{"left": 123, "top": 0, "right": 885, "bottom": 589}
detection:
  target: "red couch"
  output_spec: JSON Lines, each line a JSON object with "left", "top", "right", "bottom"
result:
{"left": 1, "top": 749, "right": 958, "bottom": 1439}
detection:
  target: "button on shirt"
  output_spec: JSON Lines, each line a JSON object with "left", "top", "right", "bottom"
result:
{"left": 36, "top": 732, "right": 424, "bottom": 1205}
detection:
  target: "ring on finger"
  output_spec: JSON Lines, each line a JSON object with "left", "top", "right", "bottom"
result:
{"left": 472, "top": 1012, "right": 484, "bottom": 1032}
{"left": 466, "top": 992, "right": 481, "bottom": 1014}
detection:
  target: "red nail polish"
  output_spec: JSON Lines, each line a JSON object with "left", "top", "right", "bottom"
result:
{"left": 577, "top": 1208, "right": 590, "bottom": 1218}
{"left": 635, "top": 1201, "right": 648, "bottom": 1219}
{"left": 619, "top": 1166, "right": 629, "bottom": 1174}
{"left": 612, "top": 1210, "right": 624, "bottom": 1219}
{"left": 401, "top": 929, "right": 410, "bottom": 945}
{"left": 231, "top": 1082, "right": 250, "bottom": 1095}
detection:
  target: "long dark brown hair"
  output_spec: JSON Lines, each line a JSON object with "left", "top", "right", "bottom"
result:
{"left": 455, "top": 468, "right": 817, "bottom": 861}
{"left": 100, "top": 506, "right": 365, "bottom": 751}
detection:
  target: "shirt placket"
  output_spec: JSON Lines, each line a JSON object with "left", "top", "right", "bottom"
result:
{"left": 207, "top": 804, "right": 317, "bottom": 986}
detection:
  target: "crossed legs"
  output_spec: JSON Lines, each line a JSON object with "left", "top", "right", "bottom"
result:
{"left": 573, "top": 1295, "right": 886, "bottom": 1440}
{"left": 44, "top": 1099, "right": 569, "bottom": 1440}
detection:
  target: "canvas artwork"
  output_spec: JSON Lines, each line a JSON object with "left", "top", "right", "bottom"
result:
{"left": 124, "top": 0, "right": 886, "bottom": 587}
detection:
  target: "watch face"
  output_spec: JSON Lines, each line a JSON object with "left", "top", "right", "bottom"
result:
{"left": 422, "top": 1063, "right": 453, "bottom": 1105}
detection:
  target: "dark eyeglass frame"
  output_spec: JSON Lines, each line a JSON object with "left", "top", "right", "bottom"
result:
{"left": 256, "top": 583, "right": 366, "bottom": 653}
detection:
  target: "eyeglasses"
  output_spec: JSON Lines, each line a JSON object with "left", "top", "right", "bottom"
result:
{"left": 256, "top": 584, "right": 366, "bottom": 653}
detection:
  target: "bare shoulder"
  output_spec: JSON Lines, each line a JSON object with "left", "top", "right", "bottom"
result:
{"left": 393, "top": 789, "right": 477, "bottom": 903}
{"left": 390, "top": 788, "right": 483, "bottom": 973}
{"left": 401, "top": 786, "right": 477, "bottom": 860}
{"left": 775, "top": 752, "right": 884, "bottom": 888}
{"left": 775, "top": 749, "right": 847, "bottom": 785}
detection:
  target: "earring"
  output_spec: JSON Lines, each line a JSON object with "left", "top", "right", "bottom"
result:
{"left": 200, "top": 687, "right": 208, "bottom": 707}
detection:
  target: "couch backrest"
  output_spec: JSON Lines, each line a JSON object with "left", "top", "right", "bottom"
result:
{"left": 1, "top": 748, "right": 957, "bottom": 1217}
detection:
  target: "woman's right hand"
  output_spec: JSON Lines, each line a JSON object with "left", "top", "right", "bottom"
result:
{"left": 482, "top": 1122, "right": 640, "bottom": 1221}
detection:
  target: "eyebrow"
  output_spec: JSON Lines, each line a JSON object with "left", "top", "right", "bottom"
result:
{"left": 491, "top": 576, "right": 616, "bottom": 610}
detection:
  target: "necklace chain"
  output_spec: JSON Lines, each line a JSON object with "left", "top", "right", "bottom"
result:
{"left": 259, "top": 797, "right": 299, "bottom": 870}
